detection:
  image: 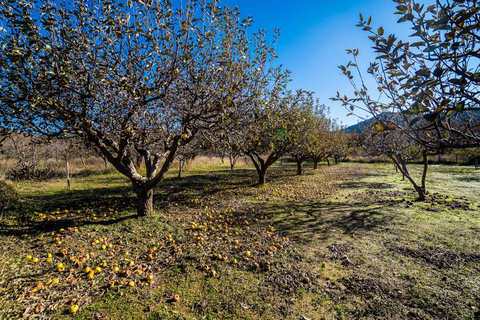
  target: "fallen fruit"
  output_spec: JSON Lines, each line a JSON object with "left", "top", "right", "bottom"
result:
{"left": 34, "top": 305, "right": 44, "bottom": 314}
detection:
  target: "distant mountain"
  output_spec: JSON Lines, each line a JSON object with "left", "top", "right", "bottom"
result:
{"left": 344, "top": 118, "right": 375, "bottom": 133}
{"left": 345, "top": 110, "right": 480, "bottom": 133}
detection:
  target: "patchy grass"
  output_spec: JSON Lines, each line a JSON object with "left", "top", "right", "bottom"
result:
{"left": 0, "top": 161, "right": 479, "bottom": 319}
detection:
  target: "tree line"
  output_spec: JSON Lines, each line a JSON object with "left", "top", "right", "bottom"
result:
{"left": 0, "top": 0, "right": 351, "bottom": 216}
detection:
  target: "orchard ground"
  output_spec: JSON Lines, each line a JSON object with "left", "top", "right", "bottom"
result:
{"left": 0, "top": 159, "right": 479, "bottom": 319}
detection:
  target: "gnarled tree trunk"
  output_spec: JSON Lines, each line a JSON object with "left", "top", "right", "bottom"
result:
{"left": 133, "top": 181, "right": 154, "bottom": 216}
{"left": 248, "top": 153, "right": 278, "bottom": 185}
{"left": 389, "top": 151, "right": 428, "bottom": 201}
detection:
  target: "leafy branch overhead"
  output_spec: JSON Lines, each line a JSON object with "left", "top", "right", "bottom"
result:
{"left": 334, "top": 0, "right": 480, "bottom": 150}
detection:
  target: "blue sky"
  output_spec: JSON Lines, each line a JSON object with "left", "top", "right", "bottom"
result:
{"left": 221, "top": 0, "right": 411, "bottom": 126}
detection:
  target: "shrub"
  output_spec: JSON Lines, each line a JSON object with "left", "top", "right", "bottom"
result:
{"left": 0, "top": 180, "right": 18, "bottom": 212}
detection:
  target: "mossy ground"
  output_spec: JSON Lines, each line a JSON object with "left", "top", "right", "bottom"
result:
{"left": 0, "top": 160, "right": 479, "bottom": 319}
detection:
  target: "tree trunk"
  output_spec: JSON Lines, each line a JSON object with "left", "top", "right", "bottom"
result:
{"left": 296, "top": 158, "right": 303, "bottom": 175}
{"left": 421, "top": 151, "right": 428, "bottom": 193}
{"left": 313, "top": 159, "right": 318, "bottom": 170}
{"left": 80, "top": 155, "right": 86, "bottom": 166}
{"left": 475, "top": 158, "right": 479, "bottom": 170}
{"left": 326, "top": 158, "right": 330, "bottom": 166}
{"left": 413, "top": 184, "right": 426, "bottom": 200}
{"left": 178, "top": 159, "right": 185, "bottom": 178}
{"left": 136, "top": 153, "right": 143, "bottom": 169}
{"left": 390, "top": 155, "right": 426, "bottom": 201}
{"left": 249, "top": 154, "right": 269, "bottom": 185}
{"left": 103, "top": 157, "right": 108, "bottom": 170}
{"left": 66, "top": 158, "right": 71, "bottom": 190}
{"left": 258, "top": 169, "right": 266, "bottom": 185}
{"left": 229, "top": 154, "right": 237, "bottom": 171}
{"left": 134, "top": 183, "right": 154, "bottom": 216}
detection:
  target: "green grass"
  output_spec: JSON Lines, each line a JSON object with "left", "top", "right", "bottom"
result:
{"left": 0, "top": 161, "right": 479, "bottom": 319}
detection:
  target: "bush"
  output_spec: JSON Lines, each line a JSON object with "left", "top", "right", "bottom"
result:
{"left": 0, "top": 180, "right": 19, "bottom": 212}
{"left": 6, "top": 166, "right": 56, "bottom": 181}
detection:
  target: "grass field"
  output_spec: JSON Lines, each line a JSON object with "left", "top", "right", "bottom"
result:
{"left": 0, "top": 160, "right": 479, "bottom": 319}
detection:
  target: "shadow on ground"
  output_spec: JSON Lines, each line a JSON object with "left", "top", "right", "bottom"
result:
{"left": 261, "top": 200, "right": 394, "bottom": 243}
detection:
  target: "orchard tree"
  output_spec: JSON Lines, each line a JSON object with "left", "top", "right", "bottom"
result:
{"left": 290, "top": 100, "right": 328, "bottom": 175}
{"left": 463, "top": 148, "right": 480, "bottom": 169}
{"left": 241, "top": 89, "right": 314, "bottom": 184}
{"left": 0, "top": 0, "right": 279, "bottom": 216}
{"left": 51, "top": 137, "right": 83, "bottom": 190}
{"left": 308, "top": 116, "right": 333, "bottom": 169}
{"left": 1, "top": 134, "right": 49, "bottom": 180}
{"left": 328, "top": 125, "right": 353, "bottom": 164}
{"left": 206, "top": 130, "right": 244, "bottom": 171}
{"left": 175, "top": 136, "right": 201, "bottom": 178}
{"left": 360, "top": 126, "right": 430, "bottom": 199}
{"left": 335, "top": 0, "right": 480, "bottom": 151}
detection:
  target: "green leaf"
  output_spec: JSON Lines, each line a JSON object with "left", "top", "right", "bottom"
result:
{"left": 410, "top": 41, "right": 426, "bottom": 47}
{"left": 377, "top": 27, "right": 384, "bottom": 36}
{"left": 456, "top": 101, "right": 465, "bottom": 112}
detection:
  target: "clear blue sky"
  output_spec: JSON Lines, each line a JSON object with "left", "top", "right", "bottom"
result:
{"left": 221, "top": 0, "right": 411, "bottom": 126}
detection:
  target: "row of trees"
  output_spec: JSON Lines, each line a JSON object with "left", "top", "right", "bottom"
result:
{"left": 0, "top": 0, "right": 351, "bottom": 216}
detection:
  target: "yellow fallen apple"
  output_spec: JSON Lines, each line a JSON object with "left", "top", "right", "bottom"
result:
{"left": 69, "top": 305, "right": 79, "bottom": 313}
{"left": 147, "top": 273, "right": 154, "bottom": 280}
{"left": 128, "top": 281, "right": 135, "bottom": 287}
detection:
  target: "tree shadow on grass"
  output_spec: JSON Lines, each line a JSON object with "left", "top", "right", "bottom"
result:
{"left": 1, "top": 184, "right": 137, "bottom": 236}
{"left": 155, "top": 167, "right": 296, "bottom": 206}
{"left": 263, "top": 201, "right": 395, "bottom": 243}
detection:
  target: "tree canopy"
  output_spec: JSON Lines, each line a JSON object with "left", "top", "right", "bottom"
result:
{"left": 335, "top": 0, "right": 480, "bottom": 150}
{"left": 0, "top": 0, "right": 281, "bottom": 215}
